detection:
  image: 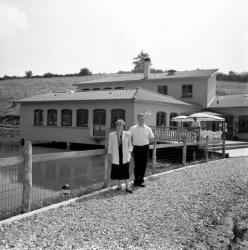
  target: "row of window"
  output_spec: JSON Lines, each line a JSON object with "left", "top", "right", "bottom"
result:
{"left": 157, "top": 84, "right": 193, "bottom": 98}
{"left": 82, "top": 87, "right": 124, "bottom": 91}
{"left": 82, "top": 84, "right": 193, "bottom": 98}
{"left": 34, "top": 109, "right": 179, "bottom": 128}
{"left": 34, "top": 109, "right": 126, "bottom": 128}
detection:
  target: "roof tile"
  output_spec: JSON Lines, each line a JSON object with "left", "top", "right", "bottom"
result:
{"left": 17, "top": 88, "right": 193, "bottom": 106}
{"left": 75, "top": 69, "right": 218, "bottom": 85}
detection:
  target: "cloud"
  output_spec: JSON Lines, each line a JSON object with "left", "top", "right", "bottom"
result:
{"left": 0, "top": 1, "right": 28, "bottom": 39}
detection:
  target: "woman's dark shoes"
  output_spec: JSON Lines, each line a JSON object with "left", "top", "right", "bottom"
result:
{"left": 126, "top": 188, "right": 133, "bottom": 193}
{"left": 139, "top": 183, "right": 146, "bottom": 187}
{"left": 116, "top": 186, "right": 122, "bottom": 191}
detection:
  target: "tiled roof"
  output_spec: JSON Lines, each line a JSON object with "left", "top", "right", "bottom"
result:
{"left": 17, "top": 88, "right": 193, "bottom": 106}
{"left": 209, "top": 94, "right": 248, "bottom": 108}
{"left": 74, "top": 69, "right": 218, "bottom": 85}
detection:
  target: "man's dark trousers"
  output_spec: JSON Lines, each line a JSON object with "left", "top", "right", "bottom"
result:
{"left": 133, "top": 145, "right": 149, "bottom": 184}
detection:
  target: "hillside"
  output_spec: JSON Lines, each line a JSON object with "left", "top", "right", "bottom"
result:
{"left": 0, "top": 76, "right": 247, "bottom": 117}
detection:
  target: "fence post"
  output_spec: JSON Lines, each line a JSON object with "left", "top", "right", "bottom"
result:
{"left": 103, "top": 130, "right": 110, "bottom": 188}
{"left": 22, "top": 140, "right": 32, "bottom": 213}
{"left": 152, "top": 134, "right": 157, "bottom": 174}
{"left": 182, "top": 136, "right": 187, "bottom": 166}
{"left": 222, "top": 134, "right": 226, "bottom": 158}
{"left": 205, "top": 136, "right": 209, "bottom": 162}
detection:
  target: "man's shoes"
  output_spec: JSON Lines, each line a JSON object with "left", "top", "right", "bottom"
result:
{"left": 139, "top": 183, "right": 146, "bottom": 187}
{"left": 126, "top": 188, "right": 133, "bottom": 193}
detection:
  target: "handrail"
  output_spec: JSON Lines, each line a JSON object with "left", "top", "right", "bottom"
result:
{"left": 33, "top": 148, "right": 105, "bottom": 162}
{"left": 0, "top": 156, "right": 24, "bottom": 168}
{"left": 0, "top": 149, "right": 105, "bottom": 168}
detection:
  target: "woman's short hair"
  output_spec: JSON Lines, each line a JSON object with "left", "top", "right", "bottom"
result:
{"left": 137, "top": 113, "right": 145, "bottom": 118}
{"left": 115, "top": 119, "right": 125, "bottom": 126}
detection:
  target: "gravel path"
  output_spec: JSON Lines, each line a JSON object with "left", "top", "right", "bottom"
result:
{"left": 1, "top": 157, "right": 248, "bottom": 250}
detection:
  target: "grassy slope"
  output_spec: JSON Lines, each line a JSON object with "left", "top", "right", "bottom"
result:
{"left": 216, "top": 80, "right": 248, "bottom": 95}
{"left": 0, "top": 76, "right": 247, "bottom": 116}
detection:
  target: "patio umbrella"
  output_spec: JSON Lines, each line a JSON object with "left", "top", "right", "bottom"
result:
{"left": 210, "top": 115, "right": 225, "bottom": 121}
{"left": 188, "top": 112, "right": 223, "bottom": 121}
{"left": 171, "top": 115, "right": 188, "bottom": 122}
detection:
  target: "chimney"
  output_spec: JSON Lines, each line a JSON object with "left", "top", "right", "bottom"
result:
{"left": 144, "top": 57, "right": 151, "bottom": 79}
{"left": 167, "top": 69, "right": 176, "bottom": 76}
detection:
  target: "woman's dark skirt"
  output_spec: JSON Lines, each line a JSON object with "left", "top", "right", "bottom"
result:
{"left": 110, "top": 144, "right": 130, "bottom": 180}
{"left": 111, "top": 162, "right": 130, "bottom": 180}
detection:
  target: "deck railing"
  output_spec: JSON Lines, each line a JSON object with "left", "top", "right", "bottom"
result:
{"left": 151, "top": 126, "right": 223, "bottom": 143}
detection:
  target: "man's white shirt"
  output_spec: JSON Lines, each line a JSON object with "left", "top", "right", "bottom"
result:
{"left": 129, "top": 124, "right": 154, "bottom": 146}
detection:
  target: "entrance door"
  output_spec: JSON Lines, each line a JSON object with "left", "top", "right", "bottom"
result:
{"left": 224, "top": 115, "right": 233, "bottom": 139}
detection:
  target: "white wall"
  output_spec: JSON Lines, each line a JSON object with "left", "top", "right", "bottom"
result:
{"left": 133, "top": 101, "right": 201, "bottom": 127}
{"left": 20, "top": 99, "right": 203, "bottom": 146}
{"left": 20, "top": 100, "right": 135, "bottom": 145}
{"left": 76, "top": 76, "right": 211, "bottom": 108}
{"left": 207, "top": 75, "right": 217, "bottom": 107}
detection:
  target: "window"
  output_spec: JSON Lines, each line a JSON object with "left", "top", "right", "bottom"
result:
{"left": 103, "top": 87, "right": 112, "bottom": 90}
{"left": 76, "top": 109, "right": 88, "bottom": 127}
{"left": 93, "top": 109, "right": 106, "bottom": 125}
{"left": 111, "top": 109, "right": 125, "bottom": 128}
{"left": 156, "top": 112, "right": 166, "bottom": 127}
{"left": 93, "top": 109, "right": 106, "bottom": 137}
{"left": 170, "top": 112, "right": 178, "bottom": 127}
{"left": 34, "top": 109, "right": 43, "bottom": 125}
{"left": 61, "top": 109, "right": 72, "bottom": 126}
{"left": 47, "top": 109, "right": 57, "bottom": 126}
{"left": 182, "top": 85, "right": 193, "bottom": 98}
{"left": 239, "top": 116, "right": 248, "bottom": 132}
{"left": 82, "top": 88, "right": 90, "bottom": 91}
{"left": 157, "top": 86, "right": 168, "bottom": 95}
{"left": 114, "top": 87, "right": 124, "bottom": 90}
{"left": 92, "top": 88, "right": 100, "bottom": 90}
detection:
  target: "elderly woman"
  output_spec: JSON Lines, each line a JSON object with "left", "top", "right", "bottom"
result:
{"left": 108, "top": 119, "right": 133, "bottom": 193}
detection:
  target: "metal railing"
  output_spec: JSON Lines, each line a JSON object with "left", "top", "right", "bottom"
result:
{"left": 0, "top": 144, "right": 106, "bottom": 220}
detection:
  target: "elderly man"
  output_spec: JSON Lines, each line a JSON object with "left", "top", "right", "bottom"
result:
{"left": 129, "top": 113, "right": 154, "bottom": 187}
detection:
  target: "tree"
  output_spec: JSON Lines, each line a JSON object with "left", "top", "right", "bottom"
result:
{"left": 78, "top": 68, "right": 92, "bottom": 76}
{"left": 25, "top": 70, "right": 32, "bottom": 78}
{"left": 132, "top": 50, "right": 150, "bottom": 73}
{"left": 43, "top": 72, "right": 54, "bottom": 78}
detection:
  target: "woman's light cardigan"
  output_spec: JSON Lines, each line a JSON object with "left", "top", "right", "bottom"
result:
{"left": 107, "top": 131, "right": 133, "bottom": 165}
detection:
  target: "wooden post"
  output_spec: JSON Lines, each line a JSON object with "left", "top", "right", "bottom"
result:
{"left": 182, "top": 136, "right": 187, "bottom": 166}
{"left": 193, "top": 151, "right": 196, "bottom": 161}
{"left": 103, "top": 129, "right": 110, "bottom": 188}
{"left": 222, "top": 133, "right": 226, "bottom": 158}
{"left": 152, "top": 134, "right": 157, "bottom": 174}
{"left": 205, "top": 136, "right": 209, "bottom": 162}
{"left": 22, "top": 140, "right": 32, "bottom": 213}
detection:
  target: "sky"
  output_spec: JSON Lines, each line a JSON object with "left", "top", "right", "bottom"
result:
{"left": 0, "top": 0, "right": 247, "bottom": 76}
